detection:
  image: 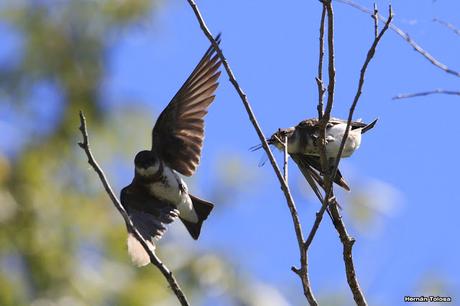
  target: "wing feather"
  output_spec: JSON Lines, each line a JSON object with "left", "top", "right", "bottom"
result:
{"left": 151, "top": 36, "right": 222, "bottom": 176}
{"left": 121, "top": 185, "right": 179, "bottom": 242}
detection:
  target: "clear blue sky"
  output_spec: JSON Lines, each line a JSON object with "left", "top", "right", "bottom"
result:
{"left": 4, "top": 0, "right": 460, "bottom": 305}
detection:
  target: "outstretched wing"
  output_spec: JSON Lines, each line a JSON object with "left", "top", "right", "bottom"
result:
{"left": 151, "top": 35, "right": 222, "bottom": 176}
{"left": 121, "top": 185, "right": 179, "bottom": 242}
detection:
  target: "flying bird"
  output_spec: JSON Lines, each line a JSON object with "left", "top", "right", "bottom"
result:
{"left": 253, "top": 118, "right": 377, "bottom": 194}
{"left": 121, "top": 36, "right": 222, "bottom": 266}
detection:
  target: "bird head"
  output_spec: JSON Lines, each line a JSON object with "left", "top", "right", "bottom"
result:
{"left": 249, "top": 127, "right": 295, "bottom": 152}
{"left": 134, "top": 150, "right": 159, "bottom": 177}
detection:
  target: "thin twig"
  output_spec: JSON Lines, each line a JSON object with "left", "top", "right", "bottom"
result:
{"left": 77, "top": 111, "right": 190, "bottom": 306}
{"left": 317, "top": 0, "right": 335, "bottom": 216}
{"left": 372, "top": 3, "right": 379, "bottom": 38}
{"left": 304, "top": 195, "right": 334, "bottom": 249}
{"left": 184, "top": 1, "right": 318, "bottom": 304}
{"left": 305, "top": 0, "right": 336, "bottom": 272}
{"left": 328, "top": 202, "right": 362, "bottom": 304}
{"left": 393, "top": 89, "right": 460, "bottom": 100}
{"left": 433, "top": 18, "right": 460, "bottom": 37}
{"left": 283, "top": 135, "right": 289, "bottom": 181}
{"left": 316, "top": 5, "right": 326, "bottom": 119}
{"left": 315, "top": 0, "right": 335, "bottom": 251}
{"left": 322, "top": 0, "right": 336, "bottom": 120}
{"left": 336, "top": 0, "right": 460, "bottom": 78}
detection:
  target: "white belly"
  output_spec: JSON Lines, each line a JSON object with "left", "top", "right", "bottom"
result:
{"left": 150, "top": 165, "right": 198, "bottom": 223}
{"left": 326, "top": 124, "right": 361, "bottom": 158}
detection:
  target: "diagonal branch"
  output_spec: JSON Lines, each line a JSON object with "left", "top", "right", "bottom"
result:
{"left": 77, "top": 111, "right": 190, "bottom": 306}
{"left": 433, "top": 18, "right": 460, "bottom": 37}
{"left": 336, "top": 0, "right": 460, "bottom": 78}
{"left": 184, "top": 1, "right": 317, "bottom": 304}
{"left": 393, "top": 89, "right": 460, "bottom": 100}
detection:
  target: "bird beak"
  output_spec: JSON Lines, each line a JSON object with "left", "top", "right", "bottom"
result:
{"left": 249, "top": 138, "right": 272, "bottom": 152}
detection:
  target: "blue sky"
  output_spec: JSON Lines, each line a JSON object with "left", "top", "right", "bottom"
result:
{"left": 3, "top": 0, "right": 460, "bottom": 305}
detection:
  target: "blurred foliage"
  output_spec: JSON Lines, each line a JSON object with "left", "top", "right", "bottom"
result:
{"left": 344, "top": 178, "right": 402, "bottom": 237}
{"left": 0, "top": 1, "right": 275, "bottom": 306}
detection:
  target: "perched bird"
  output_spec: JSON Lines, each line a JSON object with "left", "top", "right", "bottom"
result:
{"left": 120, "top": 37, "right": 222, "bottom": 266}
{"left": 254, "top": 118, "right": 377, "bottom": 193}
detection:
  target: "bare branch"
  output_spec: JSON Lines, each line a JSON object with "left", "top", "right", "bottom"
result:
{"left": 77, "top": 111, "right": 190, "bottom": 306}
{"left": 317, "top": 0, "right": 335, "bottom": 227}
{"left": 283, "top": 136, "right": 289, "bottom": 181}
{"left": 322, "top": 0, "right": 336, "bottom": 121}
{"left": 304, "top": 195, "right": 332, "bottom": 250}
{"left": 433, "top": 18, "right": 460, "bottom": 37}
{"left": 305, "top": 3, "right": 392, "bottom": 306}
{"left": 336, "top": 0, "right": 460, "bottom": 78}
{"left": 393, "top": 89, "right": 460, "bottom": 100}
{"left": 316, "top": 5, "right": 326, "bottom": 119}
{"left": 314, "top": 0, "right": 337, "bottom": 258}
{"left": 328, "top": 202, "right": 363, "bottom": 305}
{"left": 184, "top": 1, "right": 318, "bottom": 304}
{"left": 327, "top": 6, "right": 392, "bottom": 305}
{"left": 372, "top": 3, "right": 379, "bottom": 38}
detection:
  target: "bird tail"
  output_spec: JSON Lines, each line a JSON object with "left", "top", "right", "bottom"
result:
{"left": 362, "top": 118, "right": 378, "bottom": 134}
{"left": 180, "top": 195, "right": 214, "bottom": 240}
{"left": 332, "top": 168, "right": 351, "bottom": 191}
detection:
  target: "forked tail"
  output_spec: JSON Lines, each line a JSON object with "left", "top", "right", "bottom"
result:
{"left": 180, "top": 195, "right": 214, "bottom": 240}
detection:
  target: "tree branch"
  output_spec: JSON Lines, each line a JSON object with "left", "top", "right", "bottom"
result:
{"left": 184, "top": 1, "right": 318, "bottom": 304}
{"left": 77, "top": 111, "right": 190, "bottom": 306}
{"left": 433, "top": 18, "right": 460, "bottom": 37}
{"left": 336, "top": 0, "right": 460, "bottom": 78}
{"left": 304, "top": 3, "right": 392, "bottom": 306}
{"left": 312, "top": 0, "right": 338, "bottom": 264}
{"left": 316, "top": 0, "right": 336, "bottom": 245}
{"left": 283, "top": 136, "right": 289, "bottom": 181}
{"left": 315, "top": 5, "right": 326, "bottom": 119}
{"left": 393, "top": 89, "right": 460, "bottom": 100}
{"left": 372, "top": 3, "right": 379, "bottom": 39}
{"left": 328, "top": 203, "right": 362, "bottom": 304}
{"left": 322, "top": 0, "right": 336, "bottom": 121}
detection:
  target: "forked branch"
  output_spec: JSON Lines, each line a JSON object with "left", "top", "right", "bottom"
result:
{"left": 393, "top": 89, "right": 460, "bottom": 100}
{"left": 336, "top": 0, "right": 460, "bottom": 78}
{"left": 433, "top": 18, "right": 460, "bottom": 37}
{"left": 185, "top": 0, "right": 318, "bottom": 304}
{"left": 305, "top": 2, "right": 393, "bottom": 306}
